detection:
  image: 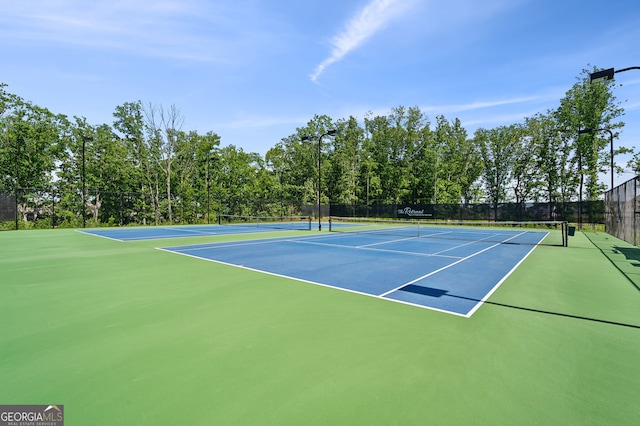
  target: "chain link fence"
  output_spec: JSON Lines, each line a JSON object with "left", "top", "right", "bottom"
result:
{"left": 330, "top": 201, "right": 604, "bottom": 223}
{"left": 604, "top": 176, "right": 639, "bottom": 246}
{"left": 0, "top": 188, "right": 314, "bottom": 230}
{"left": 1, "top": 189, "right": 607, "bottom": 231}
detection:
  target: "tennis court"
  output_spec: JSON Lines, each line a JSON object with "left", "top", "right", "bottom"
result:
{"left": 2, "top": 226, "right": 640, "bottom": 424}
{"left": 160, "top": 220, "right": 559, "bottom": 316}
{"left": 79, "top": 215, "right": 313, "bottom": 241}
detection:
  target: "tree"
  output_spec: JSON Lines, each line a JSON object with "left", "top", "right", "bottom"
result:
{"left": 510, "top": 125, "right": 537, "bottom": 209}
{"left": 326, "top": 116, "right": 363, "bottom": 205}
{"left": 364, "top": 106, "right": 431, "bottom": 204}
{"left": 0, "top": 85, "right": 70, "bottom": 224}
{"left": 0, "top": 86, "right": 67, "bottom": 193}
{"left": 432, "top": 116, "right": 481, "bottom": 204}
{"left": 216, "top": 145, "right": 263, "bottom": 216}
{"left": 555, "top": 66, "right": 624, "bottom": 201}
{"left": 81, "top": 121, "right": 135, "bottom": 224}
{"left": 357, "top": 131, "right": 379, "bottom": 207}
{"left": 2, "top": 66, "right": 632, "bottom": 230}
{"left": 475, "top": 125, "right": 519, "bottom": 218}
{"left": 144, "top": 103, "right": 184, "bottom": 222}
{"left": 113, "top": 101, "right": 157, "bottom": 225}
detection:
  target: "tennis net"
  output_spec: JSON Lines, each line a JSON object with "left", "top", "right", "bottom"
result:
{"left": 328, "top": 216, "right": 569, "bottom": 247}
{"left": 218, "top": 214, "right": 312, "bottom": 231}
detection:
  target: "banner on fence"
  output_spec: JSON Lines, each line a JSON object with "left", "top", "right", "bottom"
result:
{"left": 396, "top": 205, "right": 434, "bottom": 219}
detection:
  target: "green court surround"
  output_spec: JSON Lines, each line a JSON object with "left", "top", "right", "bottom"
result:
{"left": 1, "top": 228, "right": 639, "bottom": 424}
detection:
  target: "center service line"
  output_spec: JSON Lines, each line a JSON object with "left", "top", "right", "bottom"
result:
{"left": 378, "top": 231, "right": 527, "bottom": 297}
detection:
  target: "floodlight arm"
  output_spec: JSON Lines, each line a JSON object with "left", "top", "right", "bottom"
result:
{"left": 616, "top": 66, "right": 640, "bottom": 74}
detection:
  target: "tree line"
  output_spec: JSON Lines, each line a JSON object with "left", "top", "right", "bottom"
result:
{"left": 0, "top": 67, "right": 633, "bottom": 228}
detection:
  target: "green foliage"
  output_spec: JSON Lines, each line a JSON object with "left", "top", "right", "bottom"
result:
{"left": 0, "top": 67, "right": 632, "bottom": 229}
{"left": 555, "top": 66, "right": 625, "bottom": 201}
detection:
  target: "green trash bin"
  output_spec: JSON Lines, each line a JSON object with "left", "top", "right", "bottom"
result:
{"left": 568, "top": 226, "right": 576, "bottom": 236}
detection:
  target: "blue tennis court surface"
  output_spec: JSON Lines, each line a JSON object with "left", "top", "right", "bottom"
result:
{"left": 78, "top": 223, "right": 316, "bottom": 241}
{"left": 160, "top": 229, "right": 547, "bottom": 317}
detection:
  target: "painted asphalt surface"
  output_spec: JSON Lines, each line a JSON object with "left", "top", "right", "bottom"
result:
{"left": 159, "top": 229, "right": 545, "bottom": 317}
{"left": 78, "top": 223, "right": 312, "bottom": 241}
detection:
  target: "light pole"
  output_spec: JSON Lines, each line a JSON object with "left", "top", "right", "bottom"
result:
{"left": 266, "top": 161, "right": 289, "bottom": 217}
{"left": 587, "top": 65, "right": 639, "bottom": 188}
{"left": 586, "top": 66, "right": 638, "bottom": 230}
{"left": 206, "top": 155, "right": 218, "bottom": 224}
{"left": 303, "top": 129, "right": 337, "bottom": 231}
{"left": 578, "top": 128, "right": 614, "bottom": 189}
{"left": 576, "top": 129, "right": 598, "bottom": 229}
{"left": 577, "top": 128, "right": 584, "bottom": 228}
{"left": 81, "top": 135, "right": 92, "bottom": 228}
{"left": 279, "top": 167, "right": 291, "bottom": 217}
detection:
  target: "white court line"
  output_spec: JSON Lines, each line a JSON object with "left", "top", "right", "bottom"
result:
{"left": 357, "top": 236, "right": 419, "bottom": 248}
{"left": 166, "top": 232, "right": 360, "bottom": 251}
{"left": 81, "top": 224, "right": 297, "bottom": 242}
{"left": 428, "top": 232, "right": 515, "bottom": 256}
{"left": 78, "top": 227, "right": 219, "bottom": 242}
{"left": 288, "top": 238, "right": 463, "bottom": 259}
{"left": 75, "top": 229, "right": 125, "bottom": 242}
{"left": 163, "top": 232, "right": 337, "bottom": 250}
{"left": 378, "top": 231, "right": 527, "bottom": 298}
{"left": 464, "top": 242, "right": 539, "bottom": 317}
{"left": 348, "top": 228, "right": 521, "bottom": 258}
{"left": 167, "top": 230, "right": 518, "bottom": 260}
{"left": 165, "top": 238, "right": 287, "bottom": 252}
{"left": 160, "top": 229, "right": 537, "bottom": 317}
{"left": 167, "top": 235, "right": 462, "bottom": 260}
{"left": 158, "top": 227, "right": 218, "bottom": 235}
{"left": 155, "top": 246, "right": 469, "bottom": 317}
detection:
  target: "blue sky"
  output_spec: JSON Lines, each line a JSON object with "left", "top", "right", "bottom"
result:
{"left": 2, "top": 0, "right": 640, "bottom": 185}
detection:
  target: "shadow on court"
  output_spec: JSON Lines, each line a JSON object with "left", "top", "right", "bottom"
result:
{"left": 613, "top": 246, "right": 640, "bottom": 263}
{"left": 401, "top": 284, "right": 640, "bottom": 330}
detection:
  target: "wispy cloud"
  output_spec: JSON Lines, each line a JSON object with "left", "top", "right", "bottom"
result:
{"left": 0, "top": 0, "right": 284, "bottom": 64}
{"left": 310, "top": 0, "right": 411, "bottom": 83}
{"left": 420, "top": 96, "right": 545, "bottom": 115}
